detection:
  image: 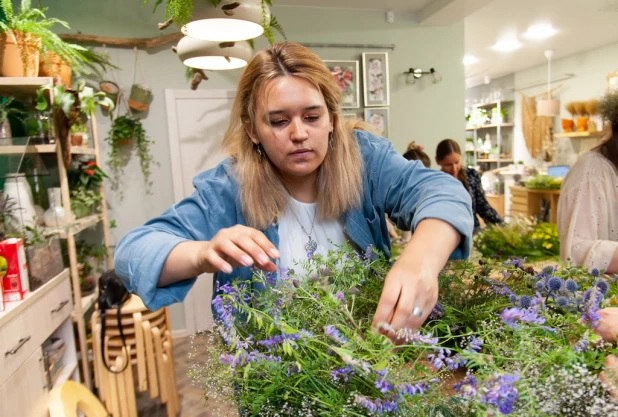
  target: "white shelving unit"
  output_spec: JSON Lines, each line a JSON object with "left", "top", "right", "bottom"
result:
{"left": 0, "top": 77, "right": 113, "bottom": 391}
{"left": 466, "top": 100, "right": 515, "bottom": 168}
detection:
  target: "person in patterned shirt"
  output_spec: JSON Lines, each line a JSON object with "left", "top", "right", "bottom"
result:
{"left": 435, "top": 139, "right": 503, "bottom": 234}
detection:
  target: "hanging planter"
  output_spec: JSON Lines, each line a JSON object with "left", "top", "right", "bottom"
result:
{"left": 99, "top": 80, "right": 120, "bottom": 110}
{"left": 128, "top": 83, "right": 152, "bottom": 112}
{"left": 0, "top": 30, "right": 41, "bottom": 77}
{"left": 38, "top": 51, "right": 72, "bottom": 87}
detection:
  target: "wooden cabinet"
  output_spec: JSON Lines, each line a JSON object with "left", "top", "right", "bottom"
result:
{"left": 0, "top": 348, "right": 49, "bottom": 417}
{"left": 509, "top": 185, "right": 561, "bottom": 224}
{"left": 486, "top": 194, "right": 505, "bottom": 218}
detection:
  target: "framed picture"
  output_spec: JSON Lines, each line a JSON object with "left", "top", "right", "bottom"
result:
{"left": 362, "top": 52, "right": 390, "bottom": 107}
{"left": 342, "top": 112, "right": 362, "bottom": 121}
{"left": 364, "top": 107, "right": 389, "bottom": 138}
{"left": 323, "top": 60, "right": 360, "bottom": 108}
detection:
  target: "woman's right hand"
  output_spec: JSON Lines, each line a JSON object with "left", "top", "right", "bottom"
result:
{"left": 198, "top": 225, "right": 279, "bottom": 274}
{"left": 595, "top": 308, "right": 618, "bottom": 343}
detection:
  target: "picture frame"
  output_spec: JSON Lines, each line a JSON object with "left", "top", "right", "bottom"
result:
{"left": 323, "top": 60, "right": 360, "bottom": 109}
{"left": 364, "top": 107, "right": 389, "bottom": 138}
{"left": 362, "top": 52, "right": 390, "bottom": 107}
{"left": 342, "top": 112, "right": 362, "bottom": 121}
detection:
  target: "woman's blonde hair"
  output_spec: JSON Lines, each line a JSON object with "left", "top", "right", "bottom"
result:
{"left": 222, "top": 42, "right": 363, "bottom": 230}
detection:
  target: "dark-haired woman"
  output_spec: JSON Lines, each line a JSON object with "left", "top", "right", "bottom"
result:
{"left": 435, "top": 139, "right": 502, "bottom": 234}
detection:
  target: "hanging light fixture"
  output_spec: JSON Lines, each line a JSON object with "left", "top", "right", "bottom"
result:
{"left": 176, "top": 37, "right": 252, "bottom": 70}
{"left": 182, "top": 0, "right": 268, "bottom": 42}
{"left": 537, "top": 49, "right": 560, "bottom": 117}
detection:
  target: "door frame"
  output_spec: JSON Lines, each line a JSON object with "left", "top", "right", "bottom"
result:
{"left": 165, "top": 88, "right": 236, "bottom": 336}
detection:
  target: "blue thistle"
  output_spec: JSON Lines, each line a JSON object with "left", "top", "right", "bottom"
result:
{"left": 535, "top": 280, "right": 545, "bottom": 291}
{"left": 542, "top": 265, "right": 555, "bottom": 275}
{"left": 591, "top": 268, "right": 600, "bottom": 277}
{"left": 547, "top": 277, "right": 563, "bottom": 292}
{"left": 519, "top": 295, "right": 532, "bottom": 309}
{"left": 556, "top": 296, "right": 569, "bottom": 307}
{"left": 565, "top": 279, "right": 578, "bottom": 292}
{"left": 596, "top": 280, "right": 609, "bottom": 294}
{"left": 509, "top": 294, "right": 518, "bottom": 304}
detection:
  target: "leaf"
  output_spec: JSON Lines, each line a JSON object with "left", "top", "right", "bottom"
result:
{"left": 59, "top": 93, "right": 75, "bottom": 117}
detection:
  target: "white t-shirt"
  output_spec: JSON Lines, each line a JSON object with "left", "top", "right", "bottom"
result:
{"left": 277, "top": 198, "right": 347, "bottom": 276}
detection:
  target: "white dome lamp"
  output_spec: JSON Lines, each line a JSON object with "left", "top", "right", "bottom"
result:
{"left": 537, "top": 49, "right": 560, "bottom": 117}
{"left": 177, "top": 37, "right": 253, "bottom": 70}
{"left": 182, "top": 0, "right": 268, "bottom": 42}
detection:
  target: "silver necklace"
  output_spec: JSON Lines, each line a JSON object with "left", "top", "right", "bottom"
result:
{"left": 289, "top": 202, "right": 318, "bottom": 253}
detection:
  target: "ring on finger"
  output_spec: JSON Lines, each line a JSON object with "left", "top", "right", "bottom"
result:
{"left": 412, "top": 306, "right": 423, "bottom": 317}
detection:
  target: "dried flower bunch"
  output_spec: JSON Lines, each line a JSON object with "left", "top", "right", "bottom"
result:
{"left": 190, "top": 245, "right": 618, "bottom": 416}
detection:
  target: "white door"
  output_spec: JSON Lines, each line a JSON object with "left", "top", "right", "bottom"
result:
{"left": 165, "top": 89, "right": 235, "bottom": 335}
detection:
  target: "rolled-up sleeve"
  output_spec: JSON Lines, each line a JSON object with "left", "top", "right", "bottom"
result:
{"left": 115, "top": 170, "right": 234, "bottom": 310}
{"left": 367, "top": 134, "right": 474, "bottom": 259}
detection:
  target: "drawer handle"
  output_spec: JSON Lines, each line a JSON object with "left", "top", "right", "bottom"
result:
{"left": 51, "top": 300, "right": 69, "bottom": 313}
{"left": 5, "top": 336, "right": 31, "bottom": 356}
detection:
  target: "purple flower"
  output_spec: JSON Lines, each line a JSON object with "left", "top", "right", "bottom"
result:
{"left": 556, "top": 296, "right": 569, "bottom": 307}
{"left": 364, "top": 244, "right": 374, "bottom": 262}
{"left": 324, "top": 325, "right": 348, "bottom": 344}
{"left": 330, "top": 366, "right": 356, "bottom": 382}
{"left": 574, "top": 332, "right": 590, "bottom": 353}
{"left": 547, "top": 277, "right": 563, "bottom": 292}
{"left": 519, "top": 295, "right": 532, "bottom": 309}
{"left": 454, "top": 375, "right": 478, "bottom": 399}
{"left": 596, "top": 280, "right": 609, "bottom": 294}
{"left": 257, "top": 333, "right": 301, "bottom": 350}
{"left": 429, "top": 302, "right": 444, "bottom": 320}
{"left": 479, "top": 374, "right": 520, "bottom": 415}
{"left": 535, "top": 280, "right": 545, "bottom": 291}
{"left": 469, "top": 337, "right": 484, "bottom": 352}
{"left": 374, "top": 369, "right": 394, "bottom": 393}
{"left": 582, "top": 288, "right": 602, "bottom": 328}
{"left": 427, "top": 348, "right": 452, "bottom": 369}
{"left": 509, "top": 294, "right": 518, "bottom": 304}
{"left": 335, "top": 291, "right": 344, "bottom": 301}
{"left": 591, "top": 268, "right": 600, "bottom": 277}
{"left": 500, "top": 307, "right": 545, "bottom": 328}
{"left": 565, "top": 279, "right": 578, "bottom": 292}
{"left": 397, "top": 382, "right": 426, "bottom": 396}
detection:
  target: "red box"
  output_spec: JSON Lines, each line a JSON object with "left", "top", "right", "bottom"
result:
{"left": 0, "top": 281, "right": 4, "bottom": 312}
{"left": 0, "top": 238, "right": 30, "bottom": 302}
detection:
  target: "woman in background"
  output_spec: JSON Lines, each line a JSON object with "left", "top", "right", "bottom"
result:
{"left": 558, "top": 89, "right": 618, "bottom": 273}
{"left": 435, "top": 139, "right": 502, "bottom": 233}
{"left": 403, "top": 141, "right": 431, "bottom": 168}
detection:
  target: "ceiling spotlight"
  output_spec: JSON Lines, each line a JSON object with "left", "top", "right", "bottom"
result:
{"left": 523, "top": 23, "right": 558, "bottom": 40}
{"left": 463, "top": 55, "right": 479, "bottom": 66}
{"left": 492, "top": 38, "right": 522, "bottom": 53}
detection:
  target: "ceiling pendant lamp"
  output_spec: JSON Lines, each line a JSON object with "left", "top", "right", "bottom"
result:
{"left": 537, "top": 49, "right": 560, "bottom": 117}
{"left": 177, "top": 37, "right": 253, "bottom": 70}
{"left": 182, "top": 0, "right": 268, "bottom": 42}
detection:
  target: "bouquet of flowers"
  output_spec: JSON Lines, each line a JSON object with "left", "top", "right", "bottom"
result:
{"left": 190, "top": 244, "right": 618, "bottom": 416}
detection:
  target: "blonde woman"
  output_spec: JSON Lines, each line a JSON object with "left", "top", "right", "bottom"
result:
{"left": 114, "top": 42, "right": 473, "bottom": 334}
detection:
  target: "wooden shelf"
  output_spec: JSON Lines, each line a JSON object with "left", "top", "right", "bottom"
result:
{"left": 466, "top": 123, "right": 514, "bottom": 131}
{"left": 554, "top": 131, "right": 606, "bottom": 139}
{"left": 52, "top": 361, "right": 78, "bottom": 389}
{"left": 0, "top": 77, "right": 53, "bottom": 96}
{"left": 0, "top": 269, "right": 69, "bottom": 327}
{"left": 0, "top": 144, "right": 96, "bottom": 155}
{"left": 473, "top": 99, "right": 514, "bottom": 109}
{"left": 45, "top": 214, "right": 102, "bottom": 238}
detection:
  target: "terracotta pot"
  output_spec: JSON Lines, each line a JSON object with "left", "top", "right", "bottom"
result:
{"left": 116, "top": 137, "right": 133, "bottom": 146}
{"left": 128, "top": 83, "right": 152, "bottom": 112}
{"left": 561, "top": 119, "right": 574, "bottom": 133}
{"left": 70, "top": 133, "right": 84, "bottom": 146}
{"left": 99, "top": 80, "right": 120, "bottom": 109}
{"left": 0, "top": 30, "right": 41, "bottom": 77}
{"left": 39, "top": 51, "right": 72, "bottom": 87}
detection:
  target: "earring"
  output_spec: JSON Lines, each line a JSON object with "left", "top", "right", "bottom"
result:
{"left": 255, "top": 143, "right": 263, "bottom": 160}
{"left": 329, "top": 132, "right": 334, "bottom": 150}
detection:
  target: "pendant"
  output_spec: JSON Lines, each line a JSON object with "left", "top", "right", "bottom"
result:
{"left": 305, "top": 236, "right": 318, "bottom": 253}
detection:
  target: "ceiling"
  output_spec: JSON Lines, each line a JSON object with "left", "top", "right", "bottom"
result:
{"left": 275, "top": 0, "right": 434, "bottom": 12}
{"left": 464, "top": 0, "right": 618, "bottom": 87}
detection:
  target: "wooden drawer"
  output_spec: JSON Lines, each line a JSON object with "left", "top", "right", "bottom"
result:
{"left": 0, "top": 347, "right": 48, "bottom": 417}
{"left": 0, "top": 273, "right": 71, "bottom": 386}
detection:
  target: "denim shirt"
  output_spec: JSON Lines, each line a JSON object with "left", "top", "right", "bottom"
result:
{"left": 114, "top": 130, "right": 473, "bottom": 311}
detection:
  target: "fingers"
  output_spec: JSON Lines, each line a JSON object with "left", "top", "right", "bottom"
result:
{"left": 372, "top": 278, "right": 401, "bottom": 328}
{"left": 206, "top": 226, "right": 279, "bottom": 274}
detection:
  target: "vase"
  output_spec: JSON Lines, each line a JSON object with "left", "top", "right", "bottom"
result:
{"left": 4, "top": 174, "right": 36, "bottom": 227}
{"left": 561, "top": 119, "right": 574, "bottom": 133}
{"left": 43, "top": 188, "right": 69, "bottom": 227}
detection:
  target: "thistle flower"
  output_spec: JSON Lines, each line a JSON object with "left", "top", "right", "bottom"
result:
{"left": 596, "top": 280, "right": 609, "bottom": 294}
{"left": 543, "top": 265, "right": 555, "bottom": 275}
{"left": 548, "top": 277, "right": 564, "bottom": 292}
{"left": 535, "top": 281, "right": 545, "bottom": 291}
{"left": 556, "top": 296, "right": 569, "bottom": 307}
{"left": 519, "top": 295, "right": 532, "bottom": 309}
{"left": 590, "top": 268, "right": 600, "bottom": 277}
{"left": 565, "top": 279, "right": 578, "bottom": 292}
{"left": 509, "top": 294, "right": 518, "bottom": 304}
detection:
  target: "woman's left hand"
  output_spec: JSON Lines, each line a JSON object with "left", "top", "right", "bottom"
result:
{"left": 372, "top": 218, "right": 461, "bottom": 341}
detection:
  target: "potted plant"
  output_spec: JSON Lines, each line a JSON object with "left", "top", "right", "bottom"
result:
{"left": 68, "top": 159, "right": 108, "bottom": 218}
{"left": 0, "top": 0, "right": 117, "bottom": 78}
{"left": 35, "top": 80, "right": 114, "bottom": 167}
{"left": 105, "top": 115, "right": 155, "bottom": 195}
{"left": 69, "top": 119, "right": 88, "bottom": 147}
{"left": 0, "top": 97, "right": 26, "bottom": 144}
{"left": 76, "top": 242, "right": 106, "bottom": 295}
{"left": 19, "top": 225, "right": 64, "bottom": 291}
{"left": 0, "top": 191, "right": 20, "bottom": 240}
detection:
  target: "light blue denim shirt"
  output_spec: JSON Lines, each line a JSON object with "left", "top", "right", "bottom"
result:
{"left": 114, "top": 130, "right": 473, "bottom": 311}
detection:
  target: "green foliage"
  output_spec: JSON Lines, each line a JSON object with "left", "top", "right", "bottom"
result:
{"left": 105, "top": 115, "right": 155, "bottom": 195}
{"left": 0, "top": 97, "right": 27, "bottom": 124}
{"left": 193, "top": 246, "right": 618, "bottom": 416}
{"left": 69, "top": 119, "right": 88, "bottom": 133}
{"left": 0, "top": 0, "right": 116, "bottom": 77}
{"left": 474, "top": 219, "right": 560, "bottom": 260}
{"left": 524, "top": 175, "right": 562, "bottom": 190}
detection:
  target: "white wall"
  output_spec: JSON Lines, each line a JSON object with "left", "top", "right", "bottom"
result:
{"left": 46, "top": 1, "right": 466, "bottom": 331}
{"left": 513, "top": 41, "right": 618, "bottom": 163}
